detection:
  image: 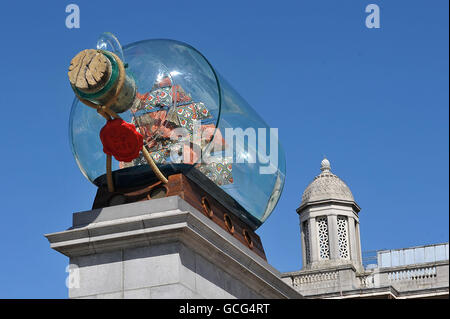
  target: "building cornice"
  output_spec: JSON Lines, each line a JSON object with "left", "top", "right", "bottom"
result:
{"left": 297, "top": 198, "right": 361, "bottom": 214}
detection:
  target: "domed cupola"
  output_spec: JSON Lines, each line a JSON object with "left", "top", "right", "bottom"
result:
{"left": 300, "top": 158, "right": 355, "bottom": 209}
{"left": 297, "top": 158, "right": 363, "bottom": 272}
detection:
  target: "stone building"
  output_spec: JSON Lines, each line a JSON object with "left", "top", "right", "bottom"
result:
{"left": 46, "top": 158, "right": 448, "bottom": 299}
{"left": 281, "top": 158, "right": 449, "bottom": 299}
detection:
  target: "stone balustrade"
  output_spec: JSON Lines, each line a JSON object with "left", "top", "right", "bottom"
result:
{"left": 387, "top": 266, "right": 437, "bottom": 282}
{"left": 292, "top": 271, "right": 338, "bottom": 286}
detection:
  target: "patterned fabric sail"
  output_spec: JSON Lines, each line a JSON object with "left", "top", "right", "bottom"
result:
{"left": 119, "top": 76, "right": 234, "bottom": 186}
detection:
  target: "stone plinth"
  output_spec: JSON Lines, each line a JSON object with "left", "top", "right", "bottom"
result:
{"left": 45, "top": 196, "right": 302, "bottom": 299}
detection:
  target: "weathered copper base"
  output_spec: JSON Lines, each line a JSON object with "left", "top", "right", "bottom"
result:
{"left": 93, "top": 173, "right": 266, "bottom": 260}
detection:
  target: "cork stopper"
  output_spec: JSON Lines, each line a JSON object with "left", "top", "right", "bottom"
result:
{"left": 68, "top": 49, "right": 112, "bottom": 94}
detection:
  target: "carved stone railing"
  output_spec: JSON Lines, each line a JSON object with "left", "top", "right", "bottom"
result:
{"left": 358, "top": 274, "right": 375, "bottom": 288}
{"left": 387, "top": 266, "right": 437, "bottom": 282}
{"left": 293, "top": 271, "right": 338, "bottom": 286}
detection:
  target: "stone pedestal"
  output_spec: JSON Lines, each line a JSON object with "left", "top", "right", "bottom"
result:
{"left": 45, "top": 196, "right": 301, "bottom": 299}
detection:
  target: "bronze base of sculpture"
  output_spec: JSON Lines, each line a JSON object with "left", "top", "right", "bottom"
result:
{"left": 92, "top": 172, "right": 267, "bottom": 260}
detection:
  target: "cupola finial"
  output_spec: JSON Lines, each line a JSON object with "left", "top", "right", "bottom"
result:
{"left": 320, "top": 157, "right": 331, "bottom": 172}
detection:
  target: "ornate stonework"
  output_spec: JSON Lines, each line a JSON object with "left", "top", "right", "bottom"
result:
{"left": 337, "top": 216, "right": 350, "bottom": 259}
{"left": 301, "top": 159, "right": 354, "bottom": 206}
{"left": 317, "top": 216, "right": 330, "bottom": 260}
{"left": 287, "top": 158, "right": 449, "bottom": 299}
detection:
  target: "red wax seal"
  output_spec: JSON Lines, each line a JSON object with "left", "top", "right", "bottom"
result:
{"left": 100, "top": 119, "right": 143, "bottom": 162}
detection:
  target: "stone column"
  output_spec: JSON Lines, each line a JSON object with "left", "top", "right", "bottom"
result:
{"left": 300, "top": 219, "right": 307, "bottom": 267}
{"left": 328, "top": 215, "right": 339, "bottom": 260}
{"left": 355, "top": 221, "right": 363, "bottom": 262}
{"left": 309, "top": 217, "right": 319, "bottom": 265}
{"left": 347, "top": 217, "right": 359, "bottom": 265}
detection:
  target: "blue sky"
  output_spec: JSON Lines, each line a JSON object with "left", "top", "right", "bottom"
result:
{"left": 0, "top": 0, "right": 448, "bottom": 298}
